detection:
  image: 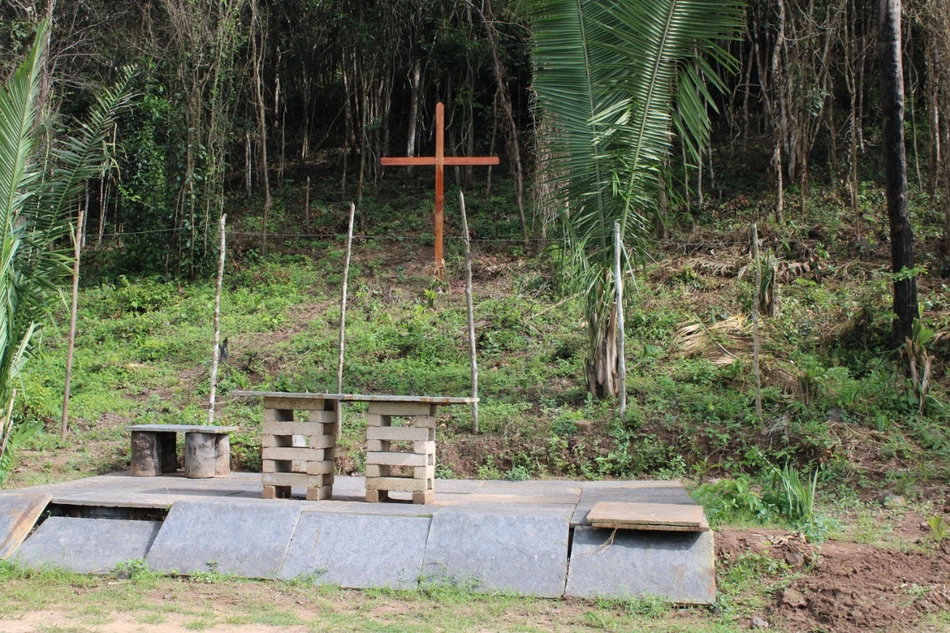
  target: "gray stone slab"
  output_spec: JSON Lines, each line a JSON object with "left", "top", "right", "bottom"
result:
{"left": 438, "top": 502, "right": 576, "bottom": 521}
{"left": 145, "top": 500, "right": 301, "bottom": 577}
{"left": 422, "top": 512, "right": 568, "bottom": 597}
{"left": 581, "top": 479, "right": 686, "bottom": 490}
{"left": 13, "top": 517, "right": 161, "bottom": 573}
{"left": 279, "top": 512, "right": 430, "bottom": 588}
{"left": 0, "top": 492, "right": 51, "bottom": 558}
{"left": 565, "top": 526, "right": 716, "bottom": 604}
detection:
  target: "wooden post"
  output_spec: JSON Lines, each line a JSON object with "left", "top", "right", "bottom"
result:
{"left": 337, "top": 203, "right": 356, "bottom": 394}
{"left": 61, "top": 206, "right": 85, "bottom": 440}
{"left": 459, "top": 191, "right": 479, "bottom": 432}
{"left": 614, "top": 221, "right": 626, "bottom": 418}
{"left": 752, "top": 223, "right": 763, "bottom": 418}
{"left": 305, "top": 175, "right": 311, "bottom": 235}
{"left": 208, "top": 213, "right": 226, "bottom": 424}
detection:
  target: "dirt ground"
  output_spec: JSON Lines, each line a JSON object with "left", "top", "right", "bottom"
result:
{"left": 717, "top": 514, "right": 950, "bottom": 633}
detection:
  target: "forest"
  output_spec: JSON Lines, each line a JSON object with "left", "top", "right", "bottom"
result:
{"left": 2, "top": 1, "right": 950, "bottom": 630}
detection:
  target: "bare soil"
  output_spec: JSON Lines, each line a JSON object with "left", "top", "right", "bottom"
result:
{"left": 718, "top": 517, "right": 950, "bottom": 632}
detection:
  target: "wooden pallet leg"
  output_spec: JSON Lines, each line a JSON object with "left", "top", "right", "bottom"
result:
{"left": 412, "top": 490, "right": 434, "bottom": 505}
{"left": 306, "top": 485, "right": 333, "bottom": 501}
{"left": 214, "top": 435, "right": 230, "bottom": 476}
{"left": 130, "top": 432, "right": 161, "bottom": 476}
{"left": 365, "top": 489, "right": 389, "bottom": 503}
{"left": 263, "top": 485, "right": 292, "bottom": 499}
{"left": 184, "top": 433, "right": 216, "bottom": 478}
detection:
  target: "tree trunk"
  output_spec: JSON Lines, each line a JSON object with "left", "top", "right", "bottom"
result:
{"left": 880, "top": 0, "right": 918, "bottom": 345}
{"left": 250, "top": 0, "right": 271, "bottom": 255}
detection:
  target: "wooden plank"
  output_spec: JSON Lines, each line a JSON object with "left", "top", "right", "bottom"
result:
{"left": 413, "top": 465, "right": 436, "bottom": 480}
{"left": 366, "top": 452, "right": 429, "bottom": 467}
{"left": 364, "top": 476, "right": 429, "bottom": 492}
{"left": 308, "top": 410, "right": 338, "bottom": 424}
{"left": 366, "top": 426, "right": 432, "bottom": 442}
{"left": 263, "top": 421, "right": 335, "bottom": 436}
{"left": 262, "top": 472, "right": 328, "bottom": 488}
{"left": 305, "top": 461, "right": 334, "bottom": 475}
{"left": 367, "top": 402, "right": 436, "bottom": 417}
{"left": 586, "top": 502, "right": 709, "bottom": 532}
{"left": 263, "top": 397, "right": 329, "bottom": 411}
{"left": 414, "top": 440, "right": 436, "bottom": 455}
{"left": 263, "top": 447, "right": 329, "bottom": 461}
{"left": 412, "top": 415, "right": 437, "bottom": 429}
{"left": 306, "top": 485, "right": 333, "bottom": 501}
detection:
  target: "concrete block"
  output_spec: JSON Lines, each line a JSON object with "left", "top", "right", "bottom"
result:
{"left": 422, "top": 512, "right": 568, "bottom": 597}
{"left": 0, "top": 493, "right": 50, "bottom": 558}
{"left": 279, "top": 512, "right": 430, "bottom": 589}
{"left": 565, "top": 526, "right": 716, "bottom": 604}
{"left": 14, "top": 517, "right": 161, "bottom": 573}
{"left": 145, "top": 500, "right": 300, "bottom": 578}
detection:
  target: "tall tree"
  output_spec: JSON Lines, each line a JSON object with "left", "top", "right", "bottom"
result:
{"left": 521, "top": 0, "right": 744, "bottom": 398}
{"left": 880, "top": 0, "right": 917, "bottom": 344}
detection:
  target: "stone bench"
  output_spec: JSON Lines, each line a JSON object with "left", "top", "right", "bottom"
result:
{"left": 128, "top": 425, "right": 237, "bottom": 479}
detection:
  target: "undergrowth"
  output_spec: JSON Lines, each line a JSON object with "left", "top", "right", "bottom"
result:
{"left": 2, "top": 179, "right": 950, "bottom": 499}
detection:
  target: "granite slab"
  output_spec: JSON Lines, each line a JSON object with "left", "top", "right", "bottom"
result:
{"left": 13, "top": 517, "right": 161, "bottom": 573}
{"left": 279, "top": 512, "right": 430, "bottom": 588}
{"left": 565, "top": 526, "right": 716, "bottom": 604}
{"left": 0, "top": 492, "right": 50, "bottom": 559}
{"left": 145, "top": 500, "right": 301, "bottom": 577}
{"left": 422, "top": 512, "right": 569, "bottom": 597}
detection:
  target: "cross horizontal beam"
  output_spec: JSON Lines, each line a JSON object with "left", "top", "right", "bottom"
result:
{"left": 381, "top": 156, "right": 500, "bottom": 167}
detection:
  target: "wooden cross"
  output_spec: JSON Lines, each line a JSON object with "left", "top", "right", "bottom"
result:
{"left": 381, "top": 102, "right": 499, "bottom": 276}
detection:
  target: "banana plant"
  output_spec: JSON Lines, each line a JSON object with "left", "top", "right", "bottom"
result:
{"left": 519, "top": 0, "right": 744, "bottom": 397}
{"left": 0, "top": 21, "right": 133, "bottom": 484}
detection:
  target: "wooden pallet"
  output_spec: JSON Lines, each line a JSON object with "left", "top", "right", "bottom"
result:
{"left": 363, "top": 402, "right": 437, "bottom": 504}
{"left": 260, "top": 396, "right": 339, "bottom": 500}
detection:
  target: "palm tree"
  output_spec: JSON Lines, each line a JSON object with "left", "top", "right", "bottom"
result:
{"left": 0, "top": 22, "right": 133, "bottom": 483}
{"left": 520, "top": 0, "right": 744, "bottom": 398}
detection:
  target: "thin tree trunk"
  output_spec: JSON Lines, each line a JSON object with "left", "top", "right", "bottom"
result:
{"left": 61, "top": 206, "right": 85, "bottom": 441}
{"left": 305, "top": 176, "right": 311, "bottom": 235}
{"left": 406, "top": 58, "right": 422, "bottom": 177}
{"left": 752, "top": 223, "right": 763, "bottom": 419}
{"left": 880, "top": 0, "right": 918, "bottom": 345}
{"left": 459, "top": 191, "right": 479, "bottom": 433}
{"left": 208, "top": 213, "right": 226, "bottom": 424}
{"left": 478, "top": 2, "right": 529, "bottom": 247}
{"left": 337, "top": 203, "right": 356, "bottom": 394}
{"left": 614, "top": 222, "right": 626, "bottom": 418}
{"left": 250, "top": 0, "right": 271, "bottom": 255}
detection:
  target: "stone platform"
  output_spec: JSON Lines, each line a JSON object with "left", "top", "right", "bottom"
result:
{"left": 0, "top": 473, "right": 715, "bottom": 603}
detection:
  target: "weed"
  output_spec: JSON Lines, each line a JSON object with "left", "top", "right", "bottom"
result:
{"left": 928, "top": 515, "right": 949, "bottom": 543}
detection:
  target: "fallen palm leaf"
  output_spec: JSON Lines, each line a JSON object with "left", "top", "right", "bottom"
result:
{"left": 673, "top": 315, "right": 753, "bottom": 365}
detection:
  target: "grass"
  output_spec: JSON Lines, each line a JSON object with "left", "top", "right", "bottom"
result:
{"left": 0, "top": 564, "right": 749, "bottom": 632}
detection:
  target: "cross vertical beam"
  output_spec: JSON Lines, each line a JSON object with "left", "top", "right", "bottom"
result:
{"left": 381, "top": 102, "right": 499, "bottom": 277}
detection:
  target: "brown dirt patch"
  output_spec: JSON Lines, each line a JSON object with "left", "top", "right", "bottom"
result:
{"left": 718, "top": 523, "right": 950, "bottom": 633}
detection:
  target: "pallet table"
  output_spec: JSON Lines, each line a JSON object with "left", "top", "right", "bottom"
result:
{"left": 128, "top": 424, "right": 236, "bottom": 478}
{"left": 232, "top": 392, "right": 475, "bottom": 503}
{"left": 233, "top": 392, "right": 343, "bottom": 501}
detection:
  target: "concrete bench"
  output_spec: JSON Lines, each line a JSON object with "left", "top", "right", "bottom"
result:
{"left": 128, "top": 425, "right": 237, "bottom": 479}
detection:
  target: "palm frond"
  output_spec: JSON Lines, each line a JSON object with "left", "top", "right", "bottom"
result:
{"left": 521, "top": 0, "right": 744, "bottom": 388}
